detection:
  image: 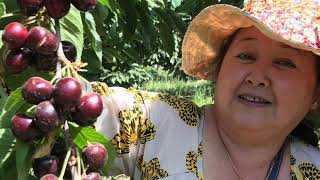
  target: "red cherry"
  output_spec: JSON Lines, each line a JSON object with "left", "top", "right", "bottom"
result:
{"left": 70, "top": 0, "right": 97, "bottom": 12}
{"left": 34, "top": 101, "right": 60, "bottom": 132}
{"left": 82, "top": 142, "right": 108, "bottom": 172}
{"left": 22, "top": 77, "right": 53, "bottom": 104}
{"left": 17, "top": 0, "right": 44, "bottom": 16}
{"left": 44, "top": 0, "right": 71, "bottom": 19}
{"left": 27, "top": 26, "right": 59, "bottom": 55}
{"left": 5, "top": 50, "right": 31, "bottom": 73}
{"left": 2, "top": 22, "right": 29, "bottom": 49}
{"left": 53, "top": 77, "right": 82, "bottom": 110}
{"left": 11, "top": 114, "right": 42, "bottom": 142}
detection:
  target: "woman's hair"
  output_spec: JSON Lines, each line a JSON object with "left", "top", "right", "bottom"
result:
{"left": 212, "top": 29, "right": 320, "bottom": 146}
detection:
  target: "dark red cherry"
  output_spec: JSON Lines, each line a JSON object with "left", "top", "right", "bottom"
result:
{"left": 32, "top": 155, "right": 59, "bottom": 178}
{"left": 62, "top": 41, "right": 77, "bottom": 62}
{"left": 11, "top": 114, "right": 42, "bottom": 142}
{"left": 34, "top": 101, "right": 60, "bottom": 132}
{"left": 82, "top": 142, "right": 108, "bottom": 172}
{"left": 2, "top": 22, "right": 29, "bottom": 49}
{"left": 71, "top": 92, "right": 103, "bottom": 126}
{"left": 22, "top": 77, "right": 53, "bottom": 104}
{"left": 5, "top": 50, "right": 31, "bottom": 73}
{"left": 27, "top": 26, "right": 59, "bottom": 55}
{"left": 79, "top": 93, "right": 103, "bottom": 119}
{"left": 17, "top": 0, "right": 44, "bottom": 16}
{"left": 44, "top": 0, "right": 70, "bottom": 19}
{"left": 70, "top": 0, "right": 97, "bottom": 12}
{"left": 40, "top": 174, "right": 58, "bottom": 180}
{"left": 35, "top": 53, "right": 58, "bottom": 71}
{"left": 53, "top": 77, "right": 82, "bottom": 110}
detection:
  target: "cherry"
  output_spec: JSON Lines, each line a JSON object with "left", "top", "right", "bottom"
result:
{"left": 44, "top": 0, "right": 71, "bottom": 19}
{"left": 22, "top": 77, "right": 53, "bottom": 104}
{"left": 35, "top": 53, "right": 58, "bottom": 71}
{"left": 26, "top": 26, "right": 46, "bottom": 50}
{"left": 53, "top": 77, "right": 82, "bottom": 110}
{"left": 40, "top": 174, "right": 58, "bottom": 180}
{"left": 32, "top": 155, "right": 59, "bottom": 178}
{"left": 5, "top": 50, "right": 30, "bottom": 73}
{"left": 2, "top": 22, "right": 28, "bottom": 49}
{"left": 62, "top": 41, "right": 77, "bottom": 62}
{"left": 11, "top": 114, "right": 42, "bottom": 142}
{"left": 70, "top": 0, "right": 97, "bottom": 12}
{"left": 82, "top": 142, "right": 108, "bottom": 172}
{"left": 82, "top": 172, "right": 101, "bottom": 180}
{"left": 71, "top": 92, "right": 103, "bottom": 126}
{"left": 78, "top": 93, "right": 103, "bottom": 119}
{"left": 17, "top": 0, "right": 44, "bottom": 16}
{"left": 34, "top": 101, "right": 60, "bottom": 132}
{"left": 71, "top": 112, "right": 97, "bottom": 127}
{"left": 27, "top": 26, "right": 59, "bottom": 55}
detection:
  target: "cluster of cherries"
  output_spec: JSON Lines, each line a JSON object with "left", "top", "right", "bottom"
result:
{"left": 10, "top": 76, "right": 107, "bottom": 179}
{"left": 4, "top": 0, "right": 105, "bottom": 179}
{"left": 18, "top": 0, "right": 97, "bottom": 19}
{"left": 2, "top": 21, "right": 77, "bottom": 73}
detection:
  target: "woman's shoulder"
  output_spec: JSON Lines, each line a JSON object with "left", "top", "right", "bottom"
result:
{"left": 91, "top": 81, "right": 203, "bottom": 127}
{"left": 290, "top": 137, "right": 320, "bottom": 179}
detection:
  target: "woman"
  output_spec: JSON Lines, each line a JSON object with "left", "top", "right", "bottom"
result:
{"left": 94, "top": 0, "right": 320, "bottom": 179}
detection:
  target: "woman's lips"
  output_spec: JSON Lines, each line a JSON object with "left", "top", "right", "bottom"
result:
{"left": 238, "top": 94, "right": 272, "bottom": 107}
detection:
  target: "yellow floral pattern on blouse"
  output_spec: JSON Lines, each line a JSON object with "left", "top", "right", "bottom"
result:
{"left": 137, "top": 156, "right": 169, "bottom": 180}
{"left": 111, "top": 101, "right": 156, "bottom": 155}
{"left": 186, "top": 143, "right": 203, "bottom": 180}
{"left": 158, "top": 94, "right": 201, "bottom": 127}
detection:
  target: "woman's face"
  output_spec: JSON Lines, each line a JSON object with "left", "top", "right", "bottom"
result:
{"left": 214, "top": 27, "right": 319, "bottom": 133}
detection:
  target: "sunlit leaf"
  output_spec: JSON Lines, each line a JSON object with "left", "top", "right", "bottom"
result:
{"left": 0, "top": 128, "right": 15, "bottom": 168}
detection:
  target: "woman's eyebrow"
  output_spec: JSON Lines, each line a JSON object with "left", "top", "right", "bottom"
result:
{"left": 279, "top": 44, "right": 302, "bottom": 55}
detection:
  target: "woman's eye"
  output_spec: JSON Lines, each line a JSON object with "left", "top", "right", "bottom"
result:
{"left": 235, "top": 53, "right": 254, "bottom": 61}
{"left": 273, "top": 59, "right": 296, "bottom": 69}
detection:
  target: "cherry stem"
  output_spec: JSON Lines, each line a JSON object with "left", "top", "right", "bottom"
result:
{"left": 77, "top": 148, "right": 81, "bottom": 176}
{"left": 58, "top": 147, "right": 71, "bottom": 180}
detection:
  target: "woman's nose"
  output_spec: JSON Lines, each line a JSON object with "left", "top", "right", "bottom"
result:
{"left": 244, "top": 63, "right": 271, "bottom": 87}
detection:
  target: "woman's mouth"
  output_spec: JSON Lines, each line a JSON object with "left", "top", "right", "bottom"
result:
{"left": 238, "top": 94, "right": 271, "bottom": 105}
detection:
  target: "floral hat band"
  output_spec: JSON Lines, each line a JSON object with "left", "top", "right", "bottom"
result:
{"left": 182, "top": 0, "right": 320, "bottom": 80}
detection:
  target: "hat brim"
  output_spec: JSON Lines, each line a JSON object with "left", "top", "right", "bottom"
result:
{"left": 182, "top": 4, "right": 320, "bottom": 80}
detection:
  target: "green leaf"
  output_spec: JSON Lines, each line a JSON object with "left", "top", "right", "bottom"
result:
{"left": 0, "top": 128, "right": 15, "bottom": 168}
{"left": 98, "top": 0, "right": 111, "bottom": 9}
{"left": 158, "top": 21, "right": 175, "bottom": 55}
{"left": 70, "top": 124, "right": 115, "bottom": 174}
{"left": 0, "top": 3, "right": 6, "bottom": 17}
{"left": 118, "top": 0, "right": 137, "bottom": 38}
{"left": 3, "top": 67, "right": 52, "bottom": 93}
{"left": 0, "top": 152, "right": 17, "bottom": 179}
{"left": 82, "top": 13, "right": 103, "bottom": 71}
{"left": 2, "top": 0, "right": 18, "bottom": 12}
{"left": 0, "top": 88, "right": 30, "bottom": 128}
{"left": 60, "top": 5, "right": 84, "bottom": 62}
{"left": 136, "top": 2, "right": 157, "bottom": 51}
{"left": 15, "top": 140, "right": 32, "bottom": 180}
{"left": 171, "top": 0, "right": 183, "bottom": 9}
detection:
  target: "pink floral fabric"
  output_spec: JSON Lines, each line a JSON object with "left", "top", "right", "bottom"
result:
{"left": 243, "top": 0, "right": 320, "bottom": 50}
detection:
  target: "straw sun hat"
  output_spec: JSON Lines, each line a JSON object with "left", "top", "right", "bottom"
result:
{"left": 182, "top": 0, "right": 320, "bottom": 80}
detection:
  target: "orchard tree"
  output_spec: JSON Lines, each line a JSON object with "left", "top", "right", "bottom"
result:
{"left": 0, "top": 0, "right": 117, "bottom": 179}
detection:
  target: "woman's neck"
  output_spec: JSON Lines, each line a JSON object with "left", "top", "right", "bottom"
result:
{"left": 217, "top": 124, "right": 288, "bottom": 179}
{"left": 205, "top": 106, "right": 290, "bottom": 179}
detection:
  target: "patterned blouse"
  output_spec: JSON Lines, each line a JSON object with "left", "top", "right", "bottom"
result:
{"left": 92, "top": 82, "right": 320, "bottom": 180}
